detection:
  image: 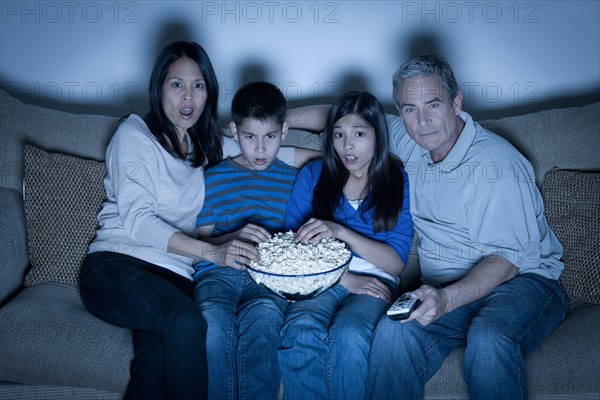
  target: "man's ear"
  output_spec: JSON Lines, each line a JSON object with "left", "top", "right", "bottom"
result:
{"left": 229, "top": 121, "right": 239, "bottom": 141}
{"left": 281, "top": 121, "right": 289, "bottom": 140}
{"left": 393, "top": 89, "right": 402, "bottom": 115}
{"left": 453, "top": 90, "right": 463, "bottom": 115}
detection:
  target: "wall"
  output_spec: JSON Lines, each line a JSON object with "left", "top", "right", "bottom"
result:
{"left": 1, "top": 0, "right": 599, "bottom": 121}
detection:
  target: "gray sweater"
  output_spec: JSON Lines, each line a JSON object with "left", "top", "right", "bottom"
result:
{"left": 89, "top": 114, "right": 242, "bottom": 279}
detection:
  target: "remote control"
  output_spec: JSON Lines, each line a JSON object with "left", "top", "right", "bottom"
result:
{"left": 387, "top": 292, "right": 420, "bottom": 320}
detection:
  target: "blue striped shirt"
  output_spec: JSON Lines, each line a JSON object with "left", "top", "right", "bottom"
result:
{"left": 194, "top": 158, "right": 299, "bottom": 277}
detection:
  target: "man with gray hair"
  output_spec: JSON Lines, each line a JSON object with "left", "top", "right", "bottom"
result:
{"left": 365, "top": 54, "right": 568, "bottom": 399}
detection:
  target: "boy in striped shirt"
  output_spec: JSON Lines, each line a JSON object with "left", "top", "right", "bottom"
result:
{"left": 193, "top": 82, "right": 313, "bottom": 400}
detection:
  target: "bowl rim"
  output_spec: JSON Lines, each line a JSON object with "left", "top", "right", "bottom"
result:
{"left": 246, "top": 255, "right": 352, "bottom": 278}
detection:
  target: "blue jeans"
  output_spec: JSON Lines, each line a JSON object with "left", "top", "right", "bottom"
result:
{"left": 194, "top": 267, "right": 288, "bottom": 400}
{"left": 366, "top": 274, "right": 569, "bottom": 400}
{"left": 79, "top": 251, "right": 208, "bottom": 400}
{"left": 279, "top": 279, "right": 397, "bottom": 400}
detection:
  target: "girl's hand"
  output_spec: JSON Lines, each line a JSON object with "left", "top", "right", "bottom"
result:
{"left": 340, "top": 273, "right": 392, "bottom": 303}
{"left": 229, "top": 223, "right": 271, "bottom": 244}
{"left": 207, "top": 240, "right": 260, "bottom": 270}
{"left": 295, "top": 218, "right": 343, "bottom": 243}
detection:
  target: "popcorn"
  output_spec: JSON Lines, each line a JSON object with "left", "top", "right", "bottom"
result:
{"left": 250, "top": 231, "right": 351, "bottom": 274}
{"left": 247, "top": 231, "right": 352, "bottom": 300}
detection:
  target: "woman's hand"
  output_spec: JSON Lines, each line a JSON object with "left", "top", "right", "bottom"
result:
{"left": 168, "top": 231, "right": 260, "bottom": 270}
{"left": 294, "top": 218, "right": 344, "bottom": 243}
{"left": 210, "top": 224, "right": 269, "bottom": 269}
{"left": 206, "top": 240, "right": 260, "bottom": 270}
{"left": 340, "top": 272, "right": 392, "bottom": 303}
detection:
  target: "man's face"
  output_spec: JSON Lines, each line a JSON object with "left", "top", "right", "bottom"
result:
{"left": 231, "top": 118, "right": 288, "bottom": 170}
{"left": 395, "top": 74, "right": 463, "bottom": 162}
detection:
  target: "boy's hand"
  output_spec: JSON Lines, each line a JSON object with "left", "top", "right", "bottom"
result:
{"left": 231, "top": 224, "right": 271, "bottom": 244}
{"left": 340, "top": 273, "right": 392, "bottom": 303}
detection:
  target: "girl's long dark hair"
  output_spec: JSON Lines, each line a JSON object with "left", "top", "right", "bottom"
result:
{"left": 313, "top": 91, "right": 405, "bottom": 233}
{"left": 144, "top": 41, "right": 222, "bottom": 168}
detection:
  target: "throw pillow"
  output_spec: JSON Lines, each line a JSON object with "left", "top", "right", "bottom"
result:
{"left": 542, "top": 169, "right": 600, "bottom": 304}
{"left": 23, "top": 144, "right": 107, "bottom": 286}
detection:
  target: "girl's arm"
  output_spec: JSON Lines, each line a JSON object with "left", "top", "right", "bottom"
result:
{"left": 295, "top": 218, "right": 405, "bottom": 276}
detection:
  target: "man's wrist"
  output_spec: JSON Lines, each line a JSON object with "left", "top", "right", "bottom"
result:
{"left": 439, "top": 286, "right": 457, "bottom": 314}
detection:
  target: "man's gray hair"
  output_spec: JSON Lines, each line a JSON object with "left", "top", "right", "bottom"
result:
{"left": 392, "top": 54, "right": 459, "bottom": 106}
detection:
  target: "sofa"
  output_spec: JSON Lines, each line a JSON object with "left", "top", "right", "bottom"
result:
{"left": 0, "top": 86, "right": 599, "bottom": 400}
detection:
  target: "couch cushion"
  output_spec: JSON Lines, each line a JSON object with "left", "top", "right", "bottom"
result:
{"left": 0, "top": 382, "right": 122, "bottom": 400}
{"left": 525, "top": 300, "right": 600, "bottom": 398}
{"left": 479, "top": 102, "right": 600, "bottom": 187}
{"left": 542, "top": 169, "right": 600, "bottom": 304}
{"left": 0, "top": 188, "right": 29, "bottom": 304}
{"left": 0, "top": 89, "right": 118, "bottom": 194}
{"left": 23, "top": 144, "right": 107, "bottom": 286}
{"left": 0, "top": 282, "right": 132, "bottom": 393}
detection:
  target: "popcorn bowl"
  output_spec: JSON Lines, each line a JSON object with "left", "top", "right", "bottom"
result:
{"left": 246, "top": 257, "right": 351, "bottom": 301}
{"left": 246, "top": 232, "right": 352, "bottom": 301}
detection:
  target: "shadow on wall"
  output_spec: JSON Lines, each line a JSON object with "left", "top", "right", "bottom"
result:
{"left": 0, "top": 20, "right": 201, "bottom": 119}
{"left": 386, "top": 30, "right": 600, "bottom": 120}
{"left": 219, "top": 64, "right": 373, "bottom": 121}
{"left": 1, "top": 25, "right": 598, "bottom": 123}
{"left": 3, "top": 74, "right": 597, "bottom": 126}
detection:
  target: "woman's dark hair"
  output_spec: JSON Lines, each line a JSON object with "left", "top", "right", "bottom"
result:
{"left": 313, "top": 91, "right": 405, "bottom": 233}
{"left": 144, "top": 41, "right": 222, "bottom": 168}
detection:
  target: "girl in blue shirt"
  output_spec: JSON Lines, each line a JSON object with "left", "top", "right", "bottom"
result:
{"left": 280, "top": 91, "right": 414, "bottom": 400}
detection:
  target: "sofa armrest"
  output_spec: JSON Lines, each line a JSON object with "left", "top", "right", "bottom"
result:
{"left": 0, "top": 188, "right": 29, "bottom": 305}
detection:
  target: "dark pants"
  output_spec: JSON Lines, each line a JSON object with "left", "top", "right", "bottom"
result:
{"left": 80, "top": 251, "right": 208, "bottom": 400}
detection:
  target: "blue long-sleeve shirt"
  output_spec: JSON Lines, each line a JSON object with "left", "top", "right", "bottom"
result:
{"left": 284, "top": 160, "right": 414, "bottom": 285}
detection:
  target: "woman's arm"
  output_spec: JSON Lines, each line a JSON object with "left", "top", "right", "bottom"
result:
{"left": 197, "top": 224, "right": 271, "bottom": 247}
{"left": 167, "top": 231, "right": 259, "bottom": 270}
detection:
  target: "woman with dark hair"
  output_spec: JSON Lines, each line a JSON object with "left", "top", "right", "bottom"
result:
{"left": 78, "top": 41, "right": 264, "bottom": 399}
{"left": 279, "top": 91, "right": 414, "bottom": 400}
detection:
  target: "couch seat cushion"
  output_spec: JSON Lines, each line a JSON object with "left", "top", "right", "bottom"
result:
{"left": 0, "top": 282, "right": 132, "bottom": 393}
{"left": 423, "top": 301, "right": 600, "bottom": 399}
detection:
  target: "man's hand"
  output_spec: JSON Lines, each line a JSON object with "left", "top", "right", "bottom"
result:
{"left": 403, "top": 255, "right": 519, "bottom": 326}
{"left": 340, "top": 273, "right": 393, "bottom": 303}
{"left": 402, "top": 285, "right": 450, "bottom": 326}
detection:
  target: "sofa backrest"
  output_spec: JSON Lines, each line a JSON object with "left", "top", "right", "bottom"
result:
{"left": 479, "top": 102, "right": 600, "bottom": 187}
{"left": 1, "top": 89, "right": 120, "bottom": 194}
{"left": 3, "top": 89, "right": 598, "bottom": 194}
{"left": 1, "top": 88, "right": 599, "bottom": 299}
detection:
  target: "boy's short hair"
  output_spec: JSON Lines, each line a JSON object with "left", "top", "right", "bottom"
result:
{"left": 231, "top": 82, "right": 287, "bottom": 126}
